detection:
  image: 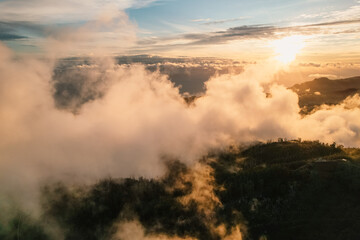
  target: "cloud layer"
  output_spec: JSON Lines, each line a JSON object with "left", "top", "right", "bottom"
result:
{"left": 1, "top": 41, "right": 360, "bottom": 206}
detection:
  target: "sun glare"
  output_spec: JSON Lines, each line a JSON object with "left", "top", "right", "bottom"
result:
{"left": 271, "top": 35, "right": 306, "bottom": 64}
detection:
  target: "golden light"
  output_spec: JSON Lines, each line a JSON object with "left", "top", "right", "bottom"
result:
{"left": 271, "top": 35, "right": 306, "bottom": 64}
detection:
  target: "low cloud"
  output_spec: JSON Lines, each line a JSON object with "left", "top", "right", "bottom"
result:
{"left": 114, "top": 221, "right": 197, "bottom": 240}
{"left": 1, "top": 42, "right": 360, "bottom": 201}
{"left": 308, "top": 73, "right": 341, "bottom": 79}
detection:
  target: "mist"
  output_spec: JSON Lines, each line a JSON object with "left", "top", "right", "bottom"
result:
{"left": 1, "top": 38, "right": 360, "bottom": 200}
{"left": 1, "top": 4, "right": 360, "bottom": 239}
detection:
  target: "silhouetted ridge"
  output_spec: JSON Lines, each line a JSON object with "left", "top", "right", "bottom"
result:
{"left": 291, "top": 76, "right": 360, "bottom": 114}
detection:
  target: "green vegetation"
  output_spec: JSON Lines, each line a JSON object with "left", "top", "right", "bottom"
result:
{"left": 2, "top": 140, "right": 360, "bottom": 239}
{"left": 41, "top": 161, "right": 217, "bottom": 240}
{"left": 0, "top": 212, "right": 50, "bottom": 240}
{"left": 211, "top": 140, "right": 360, "bottom": 240}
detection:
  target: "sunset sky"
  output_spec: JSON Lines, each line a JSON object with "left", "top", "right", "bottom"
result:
{"left": 0, "top": 0, "right": 359, "bottom": 62}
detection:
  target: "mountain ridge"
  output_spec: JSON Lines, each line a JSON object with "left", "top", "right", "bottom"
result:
{"left": 290, "top": 76, "right": 360, "bottom": 114}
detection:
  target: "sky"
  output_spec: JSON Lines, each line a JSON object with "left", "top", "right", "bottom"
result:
{"left": 0, "top": 0, "right": 359, "bottom": 62}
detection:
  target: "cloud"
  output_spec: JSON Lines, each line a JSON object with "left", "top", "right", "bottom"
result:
{"left": 43, "top": 9, "right": 137, "bottom": 57}
{"left": 114, "top": 219, "right": 243, "bottom": 240}
{"left": 273, "top": 62, "right": 360, "bottom": 87}
{"left": 0, "top": 0, "right": 359, "bottom": 236}
{"left": 2, "top": 1, "right": 359, "bottom": 56}
{"left": 323, "top": 3, "right": 360, "bottom": 21}
{"left": 0, "top": 9, "right": 135, "bottom": 57}
{"left": 302, "top": 18, "right": 360, "bottom": 27}
{"left": 0, "top": 0, "right": 154, "bottom": 55}
{"left": 134, "top": 18, "right": 360, "bottom": 53}
{"left": 0, "top": 0, "right": 159, "bottom": 22}
{"left": 0, "top": 33, "right": 27, "bottom": 40}
{"left": 191, "top": 17, "right": 248, "bottom": 25}
{"left": 308, "top": 73, "right": 341, "bottom": 79}
{"left": 175, "top": 25, "right": 277, "bottom": 45}
{"left": 298, "top": 1, "right": 360, "bottom": 21}
{"left": 0, "top": 21, "right": 37, "bottom": 40}
{"left": 114, "top": 221, "right": 197, "bottom": 240}
{"left": 191, "top": 18, "right": 211, "bottom": 23}
{"left": 193, "top": 25, "right": 277, "bottom": 44}
{"left": 299, "top": 62, "right": 321, "bottom": 67}
{"left": 1, "top": 41, "right": 360, "bottom": 211}
{"left": 203, "top": 17, "right": 248, "bottom": 25}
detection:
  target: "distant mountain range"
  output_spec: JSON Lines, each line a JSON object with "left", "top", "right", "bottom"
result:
{"left": 290, "top": 76, "right": 360, "bottom": 114}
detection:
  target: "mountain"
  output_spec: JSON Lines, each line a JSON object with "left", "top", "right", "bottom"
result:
{"left": 290, "top": 76, "right": 360, "bottom": 114}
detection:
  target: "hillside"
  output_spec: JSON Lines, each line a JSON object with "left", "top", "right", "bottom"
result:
{"left": 2, "top": 140, "right": 360, "bottom": 240}
{"left": 290, "top": 76, "right": 360, "bottom": 114}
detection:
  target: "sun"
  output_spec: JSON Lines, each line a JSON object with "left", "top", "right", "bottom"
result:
{"left": 271, "top": 35, "right": 307, "bottom": 64}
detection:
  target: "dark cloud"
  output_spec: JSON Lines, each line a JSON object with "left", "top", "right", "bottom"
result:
{"left": 0, "top": 32, "right": 27, "bottom": 40}
{"left": 166, "top": 25, "right": 277, "bottom": 46}
{"left": 136, "top": 18, "right": 360, "bottom": 52}
{"left": 196, "top": 25, "right": 276, "bottom": 44}
{"left": 302, "top": 18, "right": 360, "bottom": 27}
{"left": 0, "top": 20, "right": 49, "bottom": 41}
{"left": 0, "top": 21, "right": 29, "bottom": 40}
{"left": 164, "top": 25, "right": 275, "bottom": 47}
{"left": 194, "top": 18, "right": 360, "bottom": 45}
{"left": 133, "top": 25, "right": 278, "bottom": 53}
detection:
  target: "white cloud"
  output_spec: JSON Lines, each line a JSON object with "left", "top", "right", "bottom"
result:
{"left": 298, "top": 1, "right": 360, "bottom": 21}
{"left": 328, "top": 4, "right": 360, "bottom": 21}
{"left": 308, "top": 73, "right": 340, "bottom": 79}
{"left": 191, "top": 18, "right": 211, "bottom": 22}
{"left": 0, "top": 0, "right": 158, "bottom": 22}
{"left": 1, "top": 42, "right": 360, "bottom": 209}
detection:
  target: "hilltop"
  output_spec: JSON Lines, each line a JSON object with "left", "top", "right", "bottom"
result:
{"left": 2, "top": 140, "right": 360, "bottom": 240}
